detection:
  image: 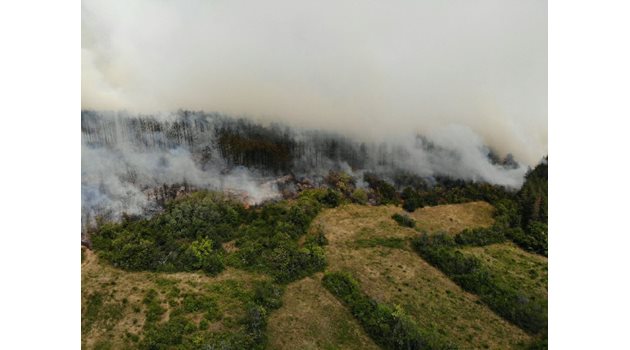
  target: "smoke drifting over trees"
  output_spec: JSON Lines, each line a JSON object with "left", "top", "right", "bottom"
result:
{"left": 82, "top": 111, "right": 528, "bottom": 228}
{"left": 82, "top": 0, "right": 547, "bottom": 166}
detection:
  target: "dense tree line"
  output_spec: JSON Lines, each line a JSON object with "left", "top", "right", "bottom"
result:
{"left": 83, "top": 110, "right": 517, "bottom": 178}
{"left": 514, "top": 159, "right": 548, "bottom": 255}
{"left": 216, "top": 121, "right": 296, "bottom": 173}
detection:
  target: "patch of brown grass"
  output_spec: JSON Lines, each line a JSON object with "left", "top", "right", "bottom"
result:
{"left": 222, "top": 239, "right": 240, "bottom": 253}
{"left": 410, "top": 201, "right": 495, "bottom": 234}
{"left": 267, "top": 273, "right": 379, "bottom": 350}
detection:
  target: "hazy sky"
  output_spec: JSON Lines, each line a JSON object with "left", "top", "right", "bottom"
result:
{"left": 82, "top": 0, "right": 547, "bottom": 165}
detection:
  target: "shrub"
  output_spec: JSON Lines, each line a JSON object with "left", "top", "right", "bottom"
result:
{"left": 252, "top": 280, "right": 284, "bottom": 310}
{"left": 143, "top": 289, "right": 166, "bottom": 325}
{"left": 180, "top": 294, "right": 217, "bottom": 316}
{"left": 305, "top": 225, "right": 329, "bottom": 246}
{"left": 527, "top": 330, "right": 548, "bottom": 350}
{"left": 243, "top": 303, "right": 268, "bottom": 344}
{"left": 392, "top": 213, "right": 416, "bottom": 228}
{"left": 508, "top": 223, "right": 548, "bottom": 257}
{"left": 351, "top": 188, "right": 368, "bottom": 204}
{"left": 83, "top": 292, "right": 104, "bottom": 332}
{"left": 325, "top": 170, "right": 357, "bottom": 197}
{"left": 187, "top": 237, "right": 225, "bottom": 275}
{"left": 321, "top": 188, "right": 342, "bottom": 207}
{"left": 401, "top": 187, "right": 423, "bottom": 212}
{"left": 262, "top": 244, "right": 327, "bottom": 283}
{"left": 454, "top": 227, "right": 507, "bottom": 246}
{"left": 364, "top": 173, "right": 399, "bottom": 205}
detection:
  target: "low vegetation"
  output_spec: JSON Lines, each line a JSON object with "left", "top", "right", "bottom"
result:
{"left": 92, "top": 189, "right": 331, "bottom": 283}
{"left": 323, "top": 271, "right": 455, "bottom": 350}
{"left": 392, "top": 213, "right": 416, "bottom": 228}
{"left": 82, "top": 248, "right": 285, "bottom": 349}
{"left": 84, "top": 159, "right": 548, "bottom": 349}
{"left": 312, "top": 203, "right": 532, "bottom": 349}
{"left": 401, "top": 160, "right": 548, "bottom": 257}
{"left": 412, "top": 233, "right": 547, "bottom": 335}
{"left": 266, "top": 274, "right": 380, "bottom": 350}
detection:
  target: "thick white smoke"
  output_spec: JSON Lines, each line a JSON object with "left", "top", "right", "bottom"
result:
{"left": 82, "top": 0, "right": 547, "bottom": 166}
{"left": 396, "top": 124, "right": 526, "bottom": 187}
{"left": 81, "top": 112, "right": 527, "bottom": 231}
{"left": 81, "top": 115, "right": 283, "bottom": 229}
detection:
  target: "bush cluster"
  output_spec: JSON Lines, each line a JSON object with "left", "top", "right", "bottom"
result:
{"left": 92, "top": 192, "right": 245, "bottom": 273}
{"left": 494, "top": 198, "right": 547, "bottom": 257}
{"left": 93, "top": 190, "right": 329, "bottom": 283}
{"left": 454, "top": 227, "right": 507, "bottom": 247}
{"left": 391, "top": 213, "right": 416, "bottom": 228}
{"left": 364, "top": 173, "right": 399, "bottom": 205}
{"left": 507, "top": 222, "right": 548, "bottom": 256}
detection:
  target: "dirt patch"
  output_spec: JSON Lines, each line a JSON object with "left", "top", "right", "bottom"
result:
{"left": 222, "top": 239, "right": 240, "bottom": 253}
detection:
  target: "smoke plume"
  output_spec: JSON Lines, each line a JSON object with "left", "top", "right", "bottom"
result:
{"left": 81, "top": 111, "right": 528, "bottom": 230}
{"left": 82, "top": 0, "right": 547, "bottom": 166}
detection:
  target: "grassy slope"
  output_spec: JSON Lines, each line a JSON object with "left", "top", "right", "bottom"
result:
{"left": 409, "top": 201, "right": 495, "bottom": 234}
{"left": 309, "top": 203, "right": 532, "bottom": 349}
{"left": 459, "top": 242, "right": 548, "bottom": 302}
{"left": 81, "top": 248, "right": 269, "bottom": 349}
{"left": 82, "top": 200, "right": 545, "bottom": 349}
{"left": 267, "top": 273, "right": 379, "bottom": 350}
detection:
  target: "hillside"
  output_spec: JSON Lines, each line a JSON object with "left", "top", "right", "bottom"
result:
{"left": 267, "top": 203, "right": 533, "bottom": 349}
{"left": 82, "top": 198, "right": 547, "bottom": 349}
{"left": 82, "top": 249, "right": 274, "bottom": 349}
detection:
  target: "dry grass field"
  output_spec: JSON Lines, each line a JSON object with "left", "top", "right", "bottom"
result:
{"left": 267, "top": 273, "right": 379, "bottom": 350}
{"left": 409, "top": 201, "right": 495, "bottom": 234}
{"left": 81, "top": 248, "right": 269, "bottom": 349}
{"left": 292, "top": 203, "right": 532, "bottom": 349}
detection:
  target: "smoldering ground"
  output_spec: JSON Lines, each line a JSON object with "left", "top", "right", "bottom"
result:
{"left": 81, "top": 111, "right": 529, "bottom": 230}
